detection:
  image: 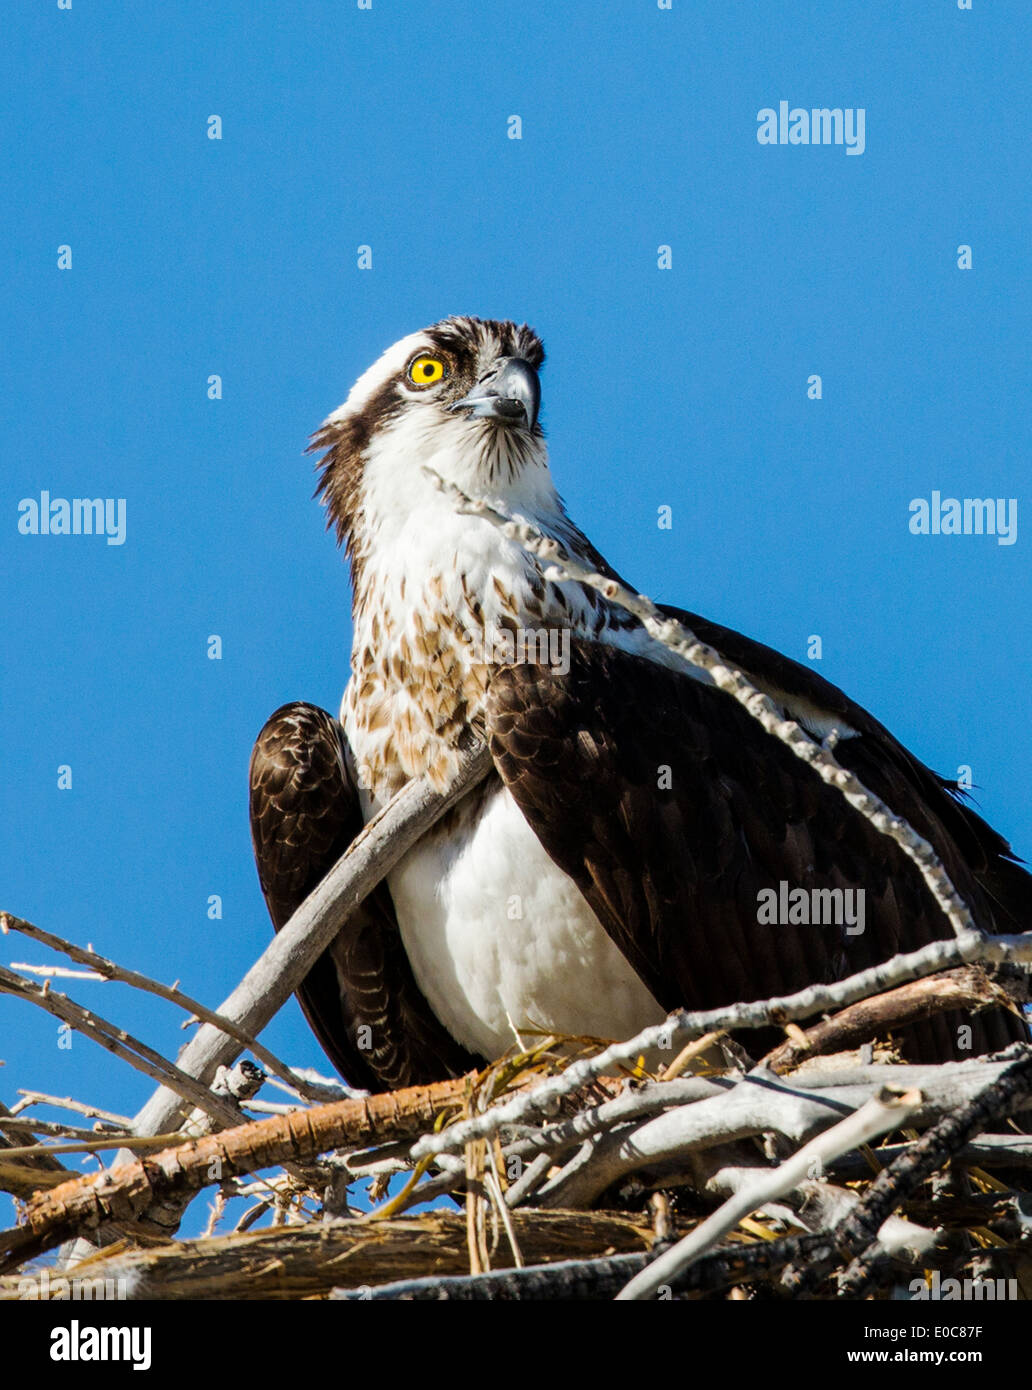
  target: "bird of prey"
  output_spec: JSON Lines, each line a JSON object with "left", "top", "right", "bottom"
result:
{"left": 249, "top": 315, "right": 1030, "bottom": 1092}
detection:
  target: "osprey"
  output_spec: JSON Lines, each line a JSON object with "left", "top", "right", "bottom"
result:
{"left": 249, "top": 315, "right": 1030, "bottom": 1091}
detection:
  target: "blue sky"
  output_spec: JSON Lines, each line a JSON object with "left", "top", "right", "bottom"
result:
{"left": 2, "top": 1, "right": 1029, "bottom": 1234}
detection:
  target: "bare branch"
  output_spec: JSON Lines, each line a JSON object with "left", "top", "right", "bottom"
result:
{"left": 0, "top": 1075, "right": 474, "bottom": 1269}
{"left": 784, "top": 1041, "right": 1032, "bottom": 1296}
{"left": 10, "top": 1093, "right": 132, "bottom": 1126}
{"left": 0, "top": 1210, "right": 650, "bottom": 1302}
{"left": 0, "top": 964, "right": 242, "bottom": 1129}
{"left": 760, "top": 964, "right": 1022, "bottom": 1073}
{"left": 426, "top": 468, "right": 985, "bottom": 945}
{"left": 2, "top": 913, "right": 331, "bottom": 1103}
{"left": 615, "top": 1085, "right": 924, "bottom": 1299}
{"left": 409, "top": 930, "right": 1032, "bottom": 1164}
{"left": 536, "top": 1055, "right": 1032, "bottom": 1209}
{"left": 122, "top": 738, "right": 492, "bottom": 1147}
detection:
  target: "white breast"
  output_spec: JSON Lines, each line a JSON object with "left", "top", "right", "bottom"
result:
{"left": 385, "top": 781, "right": 665, "bottom": 1058}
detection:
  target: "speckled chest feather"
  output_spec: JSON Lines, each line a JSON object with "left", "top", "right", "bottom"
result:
{"left": 342, "top": 548, "right": 560, "bottom": 802}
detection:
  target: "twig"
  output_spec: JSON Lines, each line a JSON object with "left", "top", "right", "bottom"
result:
{"left": 500, "top": 1075, "right": 724, "bottom": 1206}
{"left": 615, "top": 1085, "right": 924, "bottom": 1299}
{"left": 122, "top": 738, "right": 492, "bottom": 1148}
{"left": 0, "top": 1118, "right": 128, "bottom": 1142}
{"left": 803, "top": 1042, "right": 1032, "bottom": 1297}
{"left": 503, "top": 1151, "right": 555, "bottom": 1208}
{"left": 535, "top": 1057, "right": 1023, "bottom": 1210}
{"left": 2, "top": 913, "right": 323, "bottom": 1102}
{"left": 9, "top": 964, "right": 105, "bottom": 981}
{"left": 829, "top": 1133, "right": 1032, "bottom": 1176}
{"left": 485, "top": 1142, "right": 524, "bottom": 1269}
{"left": 427, "top": 469, "right": 983, "bottom": 944}
{"left": 0, "top": 1132, "right": 193, "bottom": 1160}
{"left": 760, "top": 965, "right": 1020, "bottom": 1073}
{"left": 333, "top": 1252, "right": 651, "bottom": 1300}
{"left": 10, "top": 1093, "right": 132, "bottom": 1126}
{"left": 409, "top": 931, "right": 1032, "bottom": 1164}
{"left": 0, "top": 1075, "right": 473, "bottom": 1269}
{"left": 0, "top": 964, "right": 242, "bottom": 1129}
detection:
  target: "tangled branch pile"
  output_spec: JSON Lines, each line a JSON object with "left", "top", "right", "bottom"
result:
{"left": 3, "top": 910, "right": 1032, "bottom": 1300}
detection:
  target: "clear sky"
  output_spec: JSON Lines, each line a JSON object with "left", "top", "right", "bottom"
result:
{"left": 2, "top": 2, "right": 1029, "bottom": 1234}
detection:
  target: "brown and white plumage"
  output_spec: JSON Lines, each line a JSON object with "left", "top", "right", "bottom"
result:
{"left": 248, "top": 703, "right": 478, "bottom": 1091}
{"left": 249, "top": 315, "right": 1029, "bottom": 1091}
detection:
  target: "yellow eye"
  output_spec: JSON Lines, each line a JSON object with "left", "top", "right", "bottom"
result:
{"left": 408, "top": 354, "right": 447, "bottom": 386}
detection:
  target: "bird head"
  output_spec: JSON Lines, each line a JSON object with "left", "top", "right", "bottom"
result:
{"left": 310, "top": 317, "right": 551, "bottom": 574}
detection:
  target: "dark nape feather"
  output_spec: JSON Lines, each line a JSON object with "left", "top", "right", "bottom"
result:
{"left": 248, "top": 702, "right": 481, "bottom": 1092}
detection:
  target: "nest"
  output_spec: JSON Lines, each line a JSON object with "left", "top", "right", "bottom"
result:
{"left": 3, "top": 938, "right": 1032, "bottom": 1301}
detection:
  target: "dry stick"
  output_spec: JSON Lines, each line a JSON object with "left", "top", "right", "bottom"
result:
{"left": 0, "top": 1118, "right": 129, "bottom": 1142}
{"left": 0, "top": 1210, "right": 650, "bottom": 1302}
{"left": 50, "top": 1064, "right": 272, "bottom": 1274}
{"left": 8, "top": 1063, "right": 618, "bottom": 1264}
{"left": 503, "top": 1076, "right": 725, "bottom": 1201}
{"left": 0, "top": 1100, "right": 67, "bottom": 1189}
{"left": 410, "top": 930, "right": 1032, "bottom": 1165}
{"left": 791, "top": 1041, "right": 1032, "bottom": 1298}
{"left": 1, "top": 1076, "right": 472, "bottom": 1269}
{"left": 615, "top": 1085, "right": 925, "bottom": 1300}
{"left": 124, "top": 739, "right": 493, "bottom": 1149}
{"left": 0, "top": 965, "right": 241, "bottom": 1129}
{"left": 485, "top": 1144, "right": 524, "bottom": 1269}
{"left": 759, "top": 965, "right": 1018, "bottom": 1074}
{"left": 535, "top": 1056, "right": 1025, "bottom": 1212}
{"left": 10, "top": 964, "right": 104, "bottom": 981}
{"left": 507, "top": 971, "right": 1014, "bottom": 1203}
{"left": 330, "top": 1232, "right": 840, "bottom": 1302}
{"left": 1, "top": 914, "right": 316, "bottom": 1100}
{"left": 832, "top": 1133, "right": 1032, "bottom": 1175}
{"left": 427, "top": 469, "right": 981, "bottom": 945}
{"left": 10, "top": 1093, "right": 132, "bottom": 1126}
{"left": 333, "top": 1253, "right": 654, "bottom": 1301}
{"left": 0, "top": 1133, "right": 192, "bottom": 1161}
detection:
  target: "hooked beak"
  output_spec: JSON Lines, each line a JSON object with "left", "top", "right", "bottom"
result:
{"left": 450, "top": 357, "right": 540, "bottom": 431}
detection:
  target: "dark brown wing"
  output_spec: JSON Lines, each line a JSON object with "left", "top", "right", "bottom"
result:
{"left": 659, "top": 603, "right": 1032, "bottom": 937}
{"left": 487, "top": 636, "right": 1029, "bottom": 1062}
{"left": 248, "top": 702, "right": 480, "bottom": 1092}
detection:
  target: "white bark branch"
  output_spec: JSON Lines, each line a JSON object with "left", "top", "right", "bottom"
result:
{"left": 426, "top": 468, "right": 984, "bottom": 944}
{"left": 615, "top": 1085, "right": 924, "bottom": 1299}
{"left": 410, "top": 929, "right": 1032, "bottom": 1163}
{"left": 536, "top": 1056, "right": 1031, "bottom": 1209}
{"left": 2, "top": 914, "right": 319, "bottom": 1101}
{"left": 124, "top": 739, "right": 492, "bottom": 1146}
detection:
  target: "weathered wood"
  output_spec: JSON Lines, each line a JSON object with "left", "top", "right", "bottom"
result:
{"left": 126, "top": 740, "right": 492, "bottom": 1145}
{"left": 760, "top": 965, "right": 1021, "bottom": 1074}
{"left": 0, "top": 1211, "right": 650, "bottom": 1301}
{"left": 1, "top": 1075, "right": 474, "bottom": 1269}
